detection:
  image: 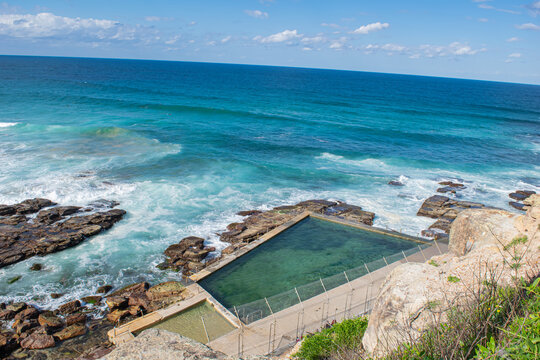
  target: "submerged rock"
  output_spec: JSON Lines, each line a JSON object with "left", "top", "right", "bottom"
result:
{"left": 0, "top": 199, "right": 125, "bottom": 268}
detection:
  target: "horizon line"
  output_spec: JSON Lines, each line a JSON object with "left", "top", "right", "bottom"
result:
{"left": 1, "top": 53, "right": 539, "bottom": 87}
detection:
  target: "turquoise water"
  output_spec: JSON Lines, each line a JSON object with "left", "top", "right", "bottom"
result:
{"left": 199, "top": 217, "right": 418, "bottom": 308}
{"left": 0, "top": 56, "right": 538, "bottom": 309}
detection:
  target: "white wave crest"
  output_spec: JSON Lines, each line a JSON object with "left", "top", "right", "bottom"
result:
{"left": 0, "top": 122, "right": 18, "bottom": 128}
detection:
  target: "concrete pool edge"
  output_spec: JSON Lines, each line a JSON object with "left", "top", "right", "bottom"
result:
{"left": 190, "top": 211, "right": 430, "bottom": 282}
{"left": 107, "top": 283, "right": 240, "bottom": 345}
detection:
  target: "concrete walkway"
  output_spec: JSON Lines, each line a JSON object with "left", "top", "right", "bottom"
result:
{"left": 208, "top": 242, "right": 448, "bottom": 357}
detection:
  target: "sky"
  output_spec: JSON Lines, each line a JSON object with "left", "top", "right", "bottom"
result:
{"left": 0, "top": 0, "right": 539, "bottom": 84}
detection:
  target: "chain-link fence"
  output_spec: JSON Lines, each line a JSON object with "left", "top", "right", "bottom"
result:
{"left": 229, "top": 244, "right": 432, "bottom": 325}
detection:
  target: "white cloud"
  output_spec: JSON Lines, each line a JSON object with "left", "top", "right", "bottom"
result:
{"left": 301, "top": 35, "right": 325, "bottom": 44}
{"left": 417, "top": 42, "right": 486, "bottom": 58}
{"left": 516, "top": 22, "right": 540, "bottom": 30}
{"left": 221, "top": 35, "right": 231, "bottom": 43}
{"left": 165, "top": 35, "right": 181, "bottom": 45}
{"left": 508, "top": 52, "right": 521, "bottom": 58}
{"left": 364, "top": 43, "right": 407, "bottom": 55}
{"left": 245, "top": 10, "right": 268, "bottom": 19}
{"left": 0, "top": 12, "right": 127, "bottom": 39}
{"left": 321, "top": 22, "right": 339, "bottom": 28}
{"left": 145, "top": 16, "right": 172, "bottom": 22}
{"left": 477, "top": 3, "right": 520, "bottom": 14}
{"left": 255, "top": 29, "right": 301, "bottom": 43}
{"left": 478, "top": 18, "right": 489, "bottom": 22}
{"left": 351, "top": 22, "right": 389, "bottom": 34}
{"left": 329, "top": 37, "right": 347, "bottom": 50}
{"left": 526, "top": 1, "right": 540, "bottom": 16}
{"left": 506, "top": 36, "right": 519, "bottom": 42}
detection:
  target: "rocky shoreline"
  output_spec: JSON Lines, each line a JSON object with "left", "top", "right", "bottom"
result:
{"left": 412, "top": 181, "right": 535, "bottom": 242}
{"left": 0, "top": 198, "right": 126, "bottom": 269}
{"left": 0, "top": 187, "right": 536, "bottom": 358}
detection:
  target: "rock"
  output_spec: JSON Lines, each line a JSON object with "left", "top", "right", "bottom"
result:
{"left": 102, "top": 328, "right": 229, "bottom": 360}
{"left": 416, "top": 195, "right": 451, "bottom": 218}
{"left": 65, "top": 313, "right": 87, "bottom": 326}
{"left": 363, "top": 196, "right": 540, "bottom": 357}
{"left": 237, "top": 210, "right": 262, "bottom": 217}
{"left": 13, "top": 307, "right": 39, "bottom": 321}
{"left": 127, "top": 306, "right": 144, "bottom": 316}
{"left": 0, "top": 215, "right": 27, "bottom": 225}
{"left": 38, "top": 312, "right": 63, "bottom": 329}
{"left": 29, "top": 263, "right": 43, "bottom": 271}
{"left": 15, "top": 198, "right": 56, "bottom": 215}
{"left": 6, "top": 302, "right": 27, "bottom": 313}
{"left": 14, "top": 319, "right": 39, "bottom": 335}
{"left": 106, "top": 309, "right": 129, "bottom": 323}
{"left": 221, "top": 246, "right": 235, "bottom": 255}
{"left": 0, "top": 309, "right": 16, "bottom": 320}
{"left": 7, "top": 275, "right": 21, "bottom": 284}
{"left": 509, "top": 201, "right": 529, "bottom": 212}
{"left": 438, "top": 181, "right": 465, "bottom": 188}
{"left": 0, "top": 205, "right": 17, "bottom": 216}
{"left": 388, "top": 180, "right": 404, "bottom": 186}
{"left": 108, "top": 282, "right": 149, "bottom": 298}
{"left": 20, "top": 333, "right": 55, "bottom": 349}
{"left": 50, "top": 293, "right": 64, "bottom": 299}
{"left": 36, "top": 206, "right": 81, "bottom": 224}
{"left": 81, "top": 296, "right": 102, "bottom": 305}
{"left": 509, "top": 192, "right": 528, "bottom": 201}
{"left": 0, "top": 331, "right": 18, "bottom": 354}
{"left": 96, "top": 285, "right": 112, "bottom": 294}
{"left": 128, "top": 293, "right": 150, "bottom": 309}
{"left": 53, "top": 324, "right": 86, "bottom": 341}
{"left": 436, "top": 186, "right": 457, "bottom": 194}
{"left": 0, "top": 200, "right": 126, "bottom": 269}
{"left": 105, "top": 297, "right": 128, "bottom": 311}
{"left": 146, "top": 281, "right": 185, "bottom": 301}
{"left": 58, "top": 300, "right": 81, "bottom": 315}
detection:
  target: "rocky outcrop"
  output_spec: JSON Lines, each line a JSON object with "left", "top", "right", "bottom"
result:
{"left": 508, "top": 189, "right": 535, "bottom": 211}
{"left": 417, "top": 194, "right": 486, "bottom": 241}
{"left": 158, "top": 237, "right": 215, "bottom": 272}
{"left": 103, "top": 328, "right": 271, "bottom": 360}
{"left": 362, "top": 194, "right": 540, "bottom": 357}
{"left": 0, "top": 198, "right": 126, "bottom": 268}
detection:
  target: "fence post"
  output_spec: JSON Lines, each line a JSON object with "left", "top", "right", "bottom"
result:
{"left": 233, "top": 306, "right": 244, "bottom": 357}
{"left": 402, "top": 250, "right": 409, "bottom": 263}
{"left": 294, "top": 287, "right": 305, "bottom": 339}
{"left": 343, "top": 271, "right": 354, "bottom": 320}
{"left": 265, "top": 298, "right": 277, "bottom": 354}
{"left": 418, "top": 245, "right": 427, "bottom": 261}
{"left": 364, "top": 263, "right": 374, "bottom": 283}
{"left": 320, "top": 278, "right": 330, "bottom": 326}
{"left": 383, "top": 256, "right": 389, "bottom": 266}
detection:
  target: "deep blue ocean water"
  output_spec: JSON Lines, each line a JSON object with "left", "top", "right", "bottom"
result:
{"left": 0, "top": 55, "right": 539, "bottom": 309}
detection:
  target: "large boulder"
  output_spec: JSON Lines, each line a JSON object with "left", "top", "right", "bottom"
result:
{"left": 363, "top": 194, "right": 540, "bottom": 357}
{"left": 103, "top": 328, "right": 228, "bottom": 360}
{"left": 20, "top": 333, "right": 55, "bottom": 349}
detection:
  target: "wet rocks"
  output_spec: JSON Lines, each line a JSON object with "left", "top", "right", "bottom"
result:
{"left": 20, "top": 333, "right": 56, "bottom": 349}
{"left": 388, "top": 180, "right": 404, "bottom": 186}
{"left": 508, "top": 190, "right": 535, "bottom": 212}
{"left": 97, "top": 285, "right": 112, "bottom": 294}
{"left": 58, "top": 300, "right": 82, "bottom": 315}
{"left": 30, "top": 263, "right": 43, "bottom": 271}
{"left": 38, "top": 312, "right": 64, "bottom": 329}
{"left": 160, "top": 236, "right": 214, "bottom": 272}
{"left": 221, "top": 199, "right": 375, "bottom": 245}
{"left": 53, "top": 324, "right": 87, "bottom": 341}
{"left": 417, "top": 195, "right": 486, "bottom": 240}
{"left": 0, "top": 198, "right": 125, "bottom": 268}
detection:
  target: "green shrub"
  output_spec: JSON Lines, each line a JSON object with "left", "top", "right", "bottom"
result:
{"left": 293, "top": 317, "right": 368, "bottom": 360}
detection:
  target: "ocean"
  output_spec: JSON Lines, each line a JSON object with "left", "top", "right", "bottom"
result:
{"left": 0, "top": 55, "right": 538, "bottom": 309}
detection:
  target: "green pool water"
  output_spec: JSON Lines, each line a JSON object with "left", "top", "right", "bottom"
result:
{"left": 200, "top": 216, "right": 419, "bottom": 309}
{"left": 144, "top": 301, "right": 236, "bottom": 343}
